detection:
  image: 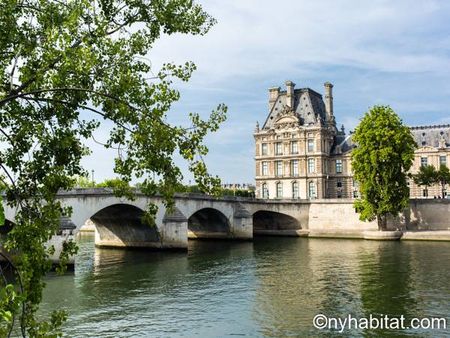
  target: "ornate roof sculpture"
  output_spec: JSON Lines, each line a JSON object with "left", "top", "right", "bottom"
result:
{"left": 262, "top": 85, "right": 327, "bottom": 130}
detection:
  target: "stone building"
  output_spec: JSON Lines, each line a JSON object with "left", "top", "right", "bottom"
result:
{"left": 254, "top": 81, "right": 450, "bottom": 199}
{"left": 409, "top": 125, "right": 450, "bottom": 198}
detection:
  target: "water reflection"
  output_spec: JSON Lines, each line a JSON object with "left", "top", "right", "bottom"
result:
{"left": 40, "top": 235, "right": 450, "bottom": 337}
{"left": 252, "top": 237, "right": 319, "bottom": 337}
{"left": 253, "top": 239, "right": 368, "bottom": 337}
{"left": 358, "top": 242, "right": 415, "bottom": 337}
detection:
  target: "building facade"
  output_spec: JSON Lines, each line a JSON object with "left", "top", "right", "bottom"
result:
{"left": 254, "top": 81, "right": 450, "bottom": 199}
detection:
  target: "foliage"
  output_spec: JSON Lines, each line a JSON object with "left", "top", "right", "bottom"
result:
{"left": 436, "top": 165, "right": 450, "bottom": 198}
{"left": 73, "top": 175, "right": 96, "bottom": 188}
{"left": 179, "top": 184, "right": 203, "bottom": 194}
{"left": 414, "top": 165, "right": 450, "bottom": 198}
{"left": 0, "top": 195, "right": 4, "bottom": 227}
{"left": 220, "top": 188, "right": 255, "bottom": 198}
{"left": 176, "top": 184, "right": 256, "bottom": 198}
{"left": 351, "top": 105, "right": 416, "bottom": 230}
{"left": 95, "top": 177, "right": 134, "bottom": 199}
{"left": 0, "top": 0, "right": 226, "bottom": 335}
{"left": 412, "top": 165, "right": 438, "bottom": 196}
{"left": 0, "top": 284, "right": 22, "bottom": 337}
{"left": 0, "top": 199, "right": 16, "bottom": 337}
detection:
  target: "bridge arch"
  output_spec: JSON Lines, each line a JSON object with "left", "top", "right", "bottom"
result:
{"left": 188, "top": 207, "right": 231, "bottom": 239}
{"left": 90, "top": 203, "right": 160, "bottom": 248}
{"left": 252, "top": 210, "right": 301, "bottom": 236}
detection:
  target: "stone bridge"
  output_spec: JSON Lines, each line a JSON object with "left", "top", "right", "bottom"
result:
{"left": 3, "top": 189, "right": 449, "bottom": 261}
{"left": 3, "top": 188, "right": 311, "bottom": 251}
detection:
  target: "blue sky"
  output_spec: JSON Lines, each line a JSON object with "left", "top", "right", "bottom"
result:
{"left": 83, "top": 0, "right": 450, "bottom": 184}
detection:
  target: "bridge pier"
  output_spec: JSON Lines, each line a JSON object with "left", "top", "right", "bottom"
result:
{"left": 231, "top": 203, "right": 253, "bottom": 240}
{"left": 160, "top": 208, "right": 188, "bottom": 249}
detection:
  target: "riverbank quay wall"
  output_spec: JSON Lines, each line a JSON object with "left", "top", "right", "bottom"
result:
{"left": 306, "top": 199, "right": 450, "bottom": 238}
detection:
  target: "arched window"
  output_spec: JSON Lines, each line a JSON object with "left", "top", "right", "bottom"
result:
{"left": 276, "top": 182, "right": 283, "bottom": 198}
{"left": 262, "top": 183, "right": 269, "bottom": 199}
{"left": 292, "top": 182, "right": 299, "bottom": 199}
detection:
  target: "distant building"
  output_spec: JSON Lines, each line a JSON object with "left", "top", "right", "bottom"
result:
{"left": 409, "top": 125, "right": 450, "bottom": 198}
{"left": 221, "top": 183, "right": 255, "bottom": 191}
{"left": 254, "top": 81, "right": 450, "bottom": 199}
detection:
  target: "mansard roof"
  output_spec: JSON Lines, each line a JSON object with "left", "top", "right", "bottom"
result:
{"left": 262, "top": 88, "right": 327, "bottom": 129}
{"left": 332, "top": 133, "right": 355, "bottom": 155}
{"left": 332, "top": 124, "right": 450, "bottom": 155}
{"left": 410, "top": 124, "right": 450, "bottom": 148}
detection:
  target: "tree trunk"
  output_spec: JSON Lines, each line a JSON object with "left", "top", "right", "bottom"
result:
{"left": 377, "top": 214, "right": 387, "bottom": 231}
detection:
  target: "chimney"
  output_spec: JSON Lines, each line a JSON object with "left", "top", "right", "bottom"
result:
{"left": 324, "top": 81, "right": 333, "bottom": 118}
{"left": 285, "top": 80, "right": 295, "bottom": 109}
{"left": 268, "top": 86, "right": 280, "bottom": 110}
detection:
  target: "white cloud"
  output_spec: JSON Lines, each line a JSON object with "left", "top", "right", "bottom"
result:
{"left": 149, "top": 0, "right": 450, "bottom": 84}
{"left": 12, "top": 0, "right": 450, "bottom": 184}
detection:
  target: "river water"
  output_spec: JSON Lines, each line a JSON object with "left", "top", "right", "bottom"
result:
{"left": 40, "top": 235, "right": 450, "bottom": 337}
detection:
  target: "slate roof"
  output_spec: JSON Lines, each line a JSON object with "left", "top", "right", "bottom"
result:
{"left": 332, "top": 134, "right": 355, "bottom": 154}
{"left": 331, "top": 124, "right": 450, "bottom": 155}
{"left": 262, "top": 88, "right": 327, "bottom": 129}
{"left": 410, "top": 124, "right": 450, "bottom": 148}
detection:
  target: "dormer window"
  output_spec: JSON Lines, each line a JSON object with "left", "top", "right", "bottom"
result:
{"left": 421, "top": 133, "right": 426, "bottom": 146}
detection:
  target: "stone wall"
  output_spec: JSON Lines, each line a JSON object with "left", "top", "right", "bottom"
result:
{"left": 307, "top": 199, "right": 377, "bottom": 238}
{"left": 396, "top": 199, "right": 450, "bottom": 231}
{"left": 306, "top": 199, "right": 450, "bottom": 237}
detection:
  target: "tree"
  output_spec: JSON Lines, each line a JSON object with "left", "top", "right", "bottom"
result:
{"left": 412, "top": 165, "right": 438, "bottom": 198}
{"left": 96, "top": 177, "right": 135, "bottom": 199}
{"left": 436, "top": 165, "right": 450, "bottom": 198}
{"left": 413, "top": 165, "right": 450, "bottom": 198}
{"left": 0, "top": 0, "right": 226, "bottom": 335}
{"left": 351, "top": 105, "right": 416, "bottom": 231}
{"left": 74, "top": 175, "right": 96, "bottom": 188}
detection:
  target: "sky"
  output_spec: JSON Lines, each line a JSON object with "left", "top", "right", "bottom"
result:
{"left": 82, "top": 0, "right": 450, "bottom": 185}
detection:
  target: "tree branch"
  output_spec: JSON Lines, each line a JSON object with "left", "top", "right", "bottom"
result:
{"left": 20, "top": 95, "right": 133, "bottom": 133}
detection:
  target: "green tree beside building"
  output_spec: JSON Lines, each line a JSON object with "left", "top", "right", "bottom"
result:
{"left": 351, "top": 105, "right": 416, "bottom": 231}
